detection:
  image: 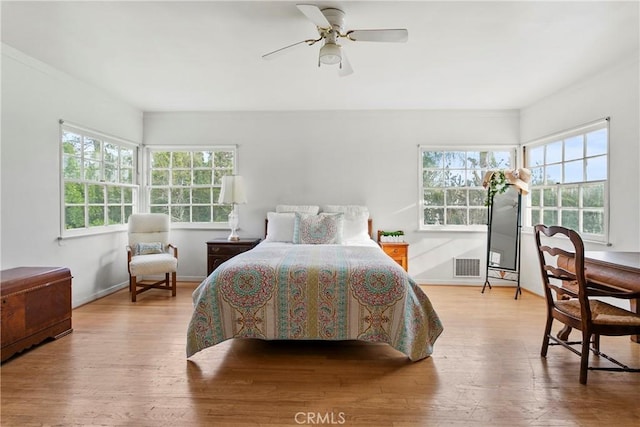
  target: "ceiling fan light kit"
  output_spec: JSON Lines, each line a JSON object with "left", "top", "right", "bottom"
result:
{"left": 262, "top": 4, "right": 408, "bottom": 76}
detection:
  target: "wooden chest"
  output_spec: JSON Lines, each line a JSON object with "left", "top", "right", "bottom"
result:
{"left": 206, "top": 238, "right": 261, "bottom": 275}
{"left": 1, "top": 267, "right": 73, "bottom": 362}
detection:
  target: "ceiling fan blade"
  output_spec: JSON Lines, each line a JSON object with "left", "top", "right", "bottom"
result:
{"left": 338, "top": 50, "right": 354, "bottom": 77}
{"left": 297, "top": 4, "right": 331, "bottom": 28}
{"left": 262, "top": 40, "right": 312, "bottom": 60}
{"left": 346, "top": 29, "right": 408, "bottom": 43}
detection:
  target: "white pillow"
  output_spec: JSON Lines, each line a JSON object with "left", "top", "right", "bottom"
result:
{"left": 276, "top": 204, "right": 320, "bottom": 215}
{"left": 265, "top": 212, "right": 296, "bottom": 242}
{"left": 322, "top": 205, "right": 370, "bottom": 242}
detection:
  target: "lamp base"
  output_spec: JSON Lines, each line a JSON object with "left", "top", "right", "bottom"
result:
{"left": 227, "top": 234, "right": 240, "bottom": 241}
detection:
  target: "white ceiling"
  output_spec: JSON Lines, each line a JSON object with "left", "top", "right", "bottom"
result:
{"left": 2, "top": 1, "right": 638, "bottom": 112}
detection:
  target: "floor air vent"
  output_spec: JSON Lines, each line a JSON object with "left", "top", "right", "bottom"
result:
{"left": 454, "top": 258, "right": 481, "bottom": 278}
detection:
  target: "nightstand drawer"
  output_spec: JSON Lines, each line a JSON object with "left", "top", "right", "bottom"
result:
{"left": 206, "top": 238, "right": 261, "bottom": 275}
{"left": 379, "top": 242, "right": 409, "bottom": 272}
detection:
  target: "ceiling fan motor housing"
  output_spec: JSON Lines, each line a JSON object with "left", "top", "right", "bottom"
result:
{"left": 319, "top": 8, "right": 345, "bottom": 65}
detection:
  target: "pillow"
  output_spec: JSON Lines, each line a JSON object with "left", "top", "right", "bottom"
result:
{"left": 265, "top": 212, "right": 296, "bottom": 242}
{"left": 276, "top": 204, "right": 320, "bottom": 215}
{"left": 293, "top": 213, "right": 344, "bottom": 244}
{"left": 322, "top": 205, "right": 370, "bottom": 242}
{"left": 134, "top": 242, "right": 165, "bottom": 255}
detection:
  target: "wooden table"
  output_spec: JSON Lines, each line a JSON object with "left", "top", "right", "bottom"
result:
{"left": 558, "top": 251, "right": 640, "bottom": 342}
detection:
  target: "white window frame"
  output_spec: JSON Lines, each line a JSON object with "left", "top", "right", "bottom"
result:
{"left": 523, "top": 118, "right": 609, "bottom": 244}
{"left": 59, "top": 122, "right": 139, "bottom": 238}
{"left": 418, "top": 145, "right": 517, "bottom": 231}
{"left": 144, "top": 145, "right": 238, "bottom": 229}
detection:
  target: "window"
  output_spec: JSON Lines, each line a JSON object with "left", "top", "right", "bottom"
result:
{"left": 419, "top": 147, "right": 515, "bottom": 229}
{"left": 146, "top": 146, "right": 237, "bottom": 225}
{"left": 61, "top": 124, "right": 138, "bottom": 235}
{"left": 524, "top": 119, "right": 609, "bottom": 243}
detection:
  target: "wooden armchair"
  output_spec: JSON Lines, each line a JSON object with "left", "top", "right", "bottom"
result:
{"left": 534, "top": 224, "right": 640, "bottom": 384}
{"left": 127, "top": 213, "right": 178, "bottom": 302}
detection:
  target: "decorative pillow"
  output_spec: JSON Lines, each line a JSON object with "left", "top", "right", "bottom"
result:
{"left": 265, "top": 212, "right": 296, "bottom": 242}
{"left": 322, "top": 205, "right": 370, "bottom": 243}
{"left": 134, "top": 242, "right": 165, "bottom": 255}
{"left": 276, "top": 204, "right": 320, "bottom": 215}
{"left": 293, "top": 213, "right": 344, "bottom": 244}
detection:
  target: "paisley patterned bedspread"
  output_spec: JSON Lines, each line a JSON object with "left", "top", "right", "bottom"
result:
{"left": 186, "top": 243, "right": 443, "bottom": 361}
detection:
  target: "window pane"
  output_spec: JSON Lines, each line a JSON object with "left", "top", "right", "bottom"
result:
{"left": 446, "top": 189, "right": 467, "bottom": 206}
{"left": 564, "top": 160, "right": 583, "bottom": 183}
{"left": 423, "top": 170, "right": 444, "bottom": 187}
{"left": 192, "top": 206, "right": 211, "bottom": 222}
{"left": 124, "top": 205, "right": 133, "bottom": 221}
{"left": 422, "top": 151, "right": 443, "bottom": 168}
{"left": 560, "top": 187, "right": 579, "bottom": 207}
{"left": 151, "top": 170, "right": 169, "bottom": 185}
{"left": 120, "top": 168, "right": 133, "bottom": 184}
{"left": 213, "top": 205, "right": 232, "bottom": 222}
{"left": 423, "top": 208, "right": 444, "bottom": 225}
{"left": 546, "top": 141, "right": 562, "bottom": 163}
{"left": 586, "top": 155, "right": 607, "bottom": 181}
{"left": 107, "top": 186, "right": 121, "bottom": 204}
{"left": 121, "top": 148, "right": 134, "bottom": 167}
{"left": 89, "top": 206, "right": 105, "bottom": 226}
{"left": 193, "top": 169, "right": 212, "bottom": 185}
{"left": 424, "top": 189, "right": 444, "bottom": 206}
{"left": 65, "top": 206, "right": 85, "bottom": 229}
{"left": 123, "top": 188, "right": 133, "bottom": 203}
{"left": 561, "top": 210, "right": 579, "bottom": 230}
{"left": 171, "top": 206, "right": 190, "bottom": 222}
{"left": 542, "top": 188, "right": 557, "bottom": 207}
{"left": 584, "top": 211, "right": 604, "bottom": 234}
{"left": 104, "top": 143, "right": 118, "bottom": 163}
{"left": 444, "top": 170, "right": 465, "bottom": 187}
{"left": 446, "top": 208, "right": 467, "bottom": 225}
{"left": 564, "top": 135, "right": 583, "bottom": 161}
{"left": 545, "top": 164, "right": 561, "bottom": 185}
{"left": 527, "top": 146, "right": 544, "bottom": 167}
{"left": 62, "top": 132, "right": 82, "bottom": 156}
{"left": 108, "top": 206, "right": 122, "bottom": 225}
{"left": 530, "top": 188, "right": 541, "bottom": 207}
{"left": 104, "top": 163, "right": 117, "bottom": 183}
{"left": 444, "top": 152, "right": 466, "bottom": 168}
{"left": 172, "top": 170, "right": 191, "bottom": 186}
{"left": 467, "top": 170, "right": 484, "bottom": 187}
{"left": 84, "top": 137, "right": 101, "bottom": 160}
{"left": 214, "top": 151, "right": 233, "bottom": 168}
{"left": 192, "top": 188, "right": 211, "bottom": 204}
{"left": 530, "top": 208, "right": 541, "bottom": 225}
{"left": 469, "top": 208, "right": 487, "bottom": 225}
{"left": 469, "top": 189, "right": 485, "bottom": 206}
{"left": 151, "top": 205, "right": 169, "bottom": 215}
{"left": 530, "top": 167, "right": 544, "bottom": 186}
{"left": 150, "top": 188, "right": 169, "bottom": 204}
{"left": 214, "top": 169, "right": 232, "bottom": 185}
{"left": 151, "top": 152, "right": 170, "bottom": 168}
{"left": 542, "top": 209, "right": 558, "bottom": 225}
{"left": 484, "top": 151, "right": 511, "bottom": 169}
{"left": 466, "top": 152, "right": 481, "bottom": 169}
{"left": 586, "top": 129, "right": 607, "bottom": 156}
{"left": 193, "top": 151, "right": 212, "bottom": 167}
{"left": 65, "top": 182, "right": 85, "bottom": 204}
{"left": 88, "top": 184, "right": 104, "bottom": 204}
{"left": 84, "top": 159, "right": 101, "bottom": 181}
{"left": 63, "top": 156, "right": 81, "bottom": 179}
{"left": 171, "top": 188, "right": 190, "bottom": 204}
{"left": 583, "top": 184, "right": 604, "bottom": 208}
{"left": 172, "top": 152, "right": 191, "bottom": 168}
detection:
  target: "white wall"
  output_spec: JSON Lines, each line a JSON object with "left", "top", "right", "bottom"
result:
{"left": 144, "top": 109, "right": 519, "bottom": 283}
{"left": 1, "top": 45, "right": 143, "bottom": 306}
{"left": 519, "top": 54, "right": 640, "bottom": 295}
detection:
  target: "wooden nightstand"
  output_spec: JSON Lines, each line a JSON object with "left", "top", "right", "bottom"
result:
{"left": 379, "top": 242, "right": 409, "bottom": 272}
{"left": 206, "top": 238, "right": 261, "bottom": 275}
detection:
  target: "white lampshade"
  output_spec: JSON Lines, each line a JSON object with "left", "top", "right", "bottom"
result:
{"left": 218, "top": 175, "right": 247, "bottom": 205}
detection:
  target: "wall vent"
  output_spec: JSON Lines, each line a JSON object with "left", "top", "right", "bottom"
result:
{"left": 454, "top": 258, "right": 481, "bottom": 278}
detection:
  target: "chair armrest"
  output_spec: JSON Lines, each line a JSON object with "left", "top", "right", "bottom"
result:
{"left": 126, "top": 245, "right": 133, "bottom": 262}
{"left": 167, "top": 243, "right": 178, "bottom": 258}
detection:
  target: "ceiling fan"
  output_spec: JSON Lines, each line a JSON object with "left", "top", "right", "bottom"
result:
{"left": 262, "top": 4, "right": 408, "bottom": 76}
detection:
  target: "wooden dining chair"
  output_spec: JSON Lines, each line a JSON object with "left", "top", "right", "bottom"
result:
{"left": 534, "top": 224, "right": 640, "bottom": 384}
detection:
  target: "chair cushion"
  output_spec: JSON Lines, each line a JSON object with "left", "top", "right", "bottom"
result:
{"left": 556, "top": 299, "right": 640, "bottom": 326}
{"left": 129, "top": 253, "right": 177, "bottom": 276}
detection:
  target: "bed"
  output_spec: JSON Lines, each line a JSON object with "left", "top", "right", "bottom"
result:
{"left": 186, "top": 205, "right": 443, "bottom": 361}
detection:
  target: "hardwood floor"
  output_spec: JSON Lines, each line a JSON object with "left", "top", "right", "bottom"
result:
{"left": 1, "top": 283, "right": 639, "bottom": 426}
